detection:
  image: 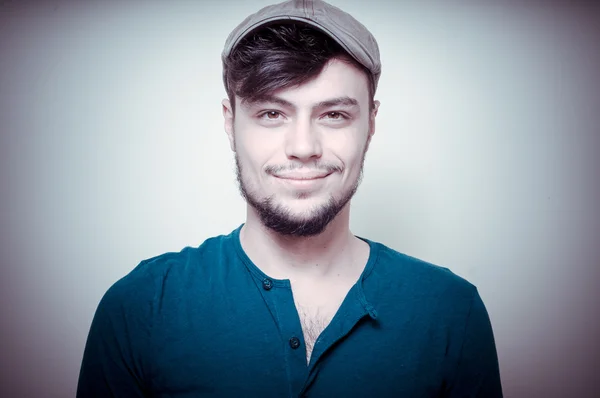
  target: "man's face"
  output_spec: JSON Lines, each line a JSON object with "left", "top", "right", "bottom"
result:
{"left": 223, "top": 59, "right": 379, "bottom": 237}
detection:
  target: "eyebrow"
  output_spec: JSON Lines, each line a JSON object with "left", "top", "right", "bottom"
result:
{"left": 315, "top": 96, "right": 359, "bottom": 109}
{"left": 243, "top": 95, "right": 294, "bottom": 109}
{"left": 243, "top": 95, "right": 360, "bottom": 111}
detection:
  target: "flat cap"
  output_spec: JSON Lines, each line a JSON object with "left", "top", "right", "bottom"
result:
{"left": 222, "top": 0, "right": 381, "bottom": 91}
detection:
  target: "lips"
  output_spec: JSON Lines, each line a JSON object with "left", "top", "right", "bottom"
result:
{"left": 274, "top": 172, "right": 331, "bottom": 180}
{"left": 272, "top": 171, "right": 333, "bottom": 190}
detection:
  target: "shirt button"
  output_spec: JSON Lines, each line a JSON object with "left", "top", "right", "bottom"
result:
{"left": 289, "top": 337, "right": 301, "bottom": 349}
{"left": 262, "top": 278, "right": 273, "bottom": 290}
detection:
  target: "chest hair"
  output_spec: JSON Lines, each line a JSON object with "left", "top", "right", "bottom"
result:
{"left": 296, "top": 303, "right": 339, "bottom": 364}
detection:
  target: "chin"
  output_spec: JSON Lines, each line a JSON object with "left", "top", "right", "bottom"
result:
{"left": 273, "top": 193, "right": 333, "bottom": 212}
{"left": 247, "top": 192, "right": 344, "bottom": 237}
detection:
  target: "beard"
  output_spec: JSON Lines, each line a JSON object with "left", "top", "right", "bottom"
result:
{"left": 235, "top": 151, "right": 367, "bottom": 238}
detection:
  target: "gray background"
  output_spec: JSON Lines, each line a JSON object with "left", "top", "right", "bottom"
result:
{"left": 1, "top": 1, "right": 599, "bottom": 397}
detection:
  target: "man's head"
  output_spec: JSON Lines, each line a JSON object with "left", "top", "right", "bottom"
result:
{"left": 221, "top": 0, "right": 381, "bottom": 237}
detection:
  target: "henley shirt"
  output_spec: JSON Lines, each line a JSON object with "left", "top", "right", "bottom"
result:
{"left": 77, "top": 225, "right": 503, "bottom": 397}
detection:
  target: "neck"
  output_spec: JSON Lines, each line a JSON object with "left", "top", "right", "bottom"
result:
{"left": 240, "top": 204, "right": 359, "bottom": 280}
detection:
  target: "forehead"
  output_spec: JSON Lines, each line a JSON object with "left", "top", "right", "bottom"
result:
{"left": 238, "top": 58, "right": 370, "bottom": 110}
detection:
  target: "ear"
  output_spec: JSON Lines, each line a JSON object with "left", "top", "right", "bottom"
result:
{"left": 368, "top": 100, "right": 380, "bottom": 138}
{"left": 222, "top": 98, "right": 235, "bottom": 152}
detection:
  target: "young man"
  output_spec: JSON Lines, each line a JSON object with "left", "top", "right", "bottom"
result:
{"left": 78, "top": 0, "right": 503, "bottom": 396}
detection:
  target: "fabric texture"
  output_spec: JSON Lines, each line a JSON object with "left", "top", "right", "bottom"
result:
{"left": 77, "top": 225, "right": 503, "bottom": 397}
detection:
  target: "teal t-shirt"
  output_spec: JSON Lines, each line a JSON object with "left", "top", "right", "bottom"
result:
{"left": 77, "top": 226, "right": 502, "bottom": 397}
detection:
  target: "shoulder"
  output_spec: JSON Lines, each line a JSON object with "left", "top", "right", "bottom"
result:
{"left": 363, "top": 240, "right": 487, "bottom": 344}
{"left": 99, "top": 231, "right": 235, "bottom": 313}
{"left": 366, "top": 240, "right": 477, "bottom": 303}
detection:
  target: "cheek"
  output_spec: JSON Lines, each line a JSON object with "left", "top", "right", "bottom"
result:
{"left": 330, "top": 132, "right": 369, "bottom": 168}
{"left": 236, "top": 135, "right": 280, "bottom": 177}
{"left": 343, "top": 150, "right": 366, "bottom": 178}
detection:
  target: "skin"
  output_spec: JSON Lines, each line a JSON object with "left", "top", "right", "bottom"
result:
{"left": 222, "top": 58, "right": 380, "bottom": 284}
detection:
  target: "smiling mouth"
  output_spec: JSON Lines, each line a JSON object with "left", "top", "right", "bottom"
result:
{"left": 272, "top": 172, "right": 333, "bottom": 188}
{"left": 276, "top": 175, "right": 329, "bottom": 181}
{"left": 274, "top": 172, "right": 332, "bottom": 181}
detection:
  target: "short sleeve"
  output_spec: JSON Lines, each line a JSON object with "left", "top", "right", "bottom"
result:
{"left": 76, "top": 276, "right": 153, "bottom": 397}
{"left": 445, "top": 288, "right": 503, "bottom": 397}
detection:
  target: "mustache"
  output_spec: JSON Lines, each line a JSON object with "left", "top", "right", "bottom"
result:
{"left": 264, "top": 163, "right": 343, "bottom": 175}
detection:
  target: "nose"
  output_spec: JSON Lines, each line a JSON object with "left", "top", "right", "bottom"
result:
{"left": 284, "top": 119, "right": 322, "bottom": 161}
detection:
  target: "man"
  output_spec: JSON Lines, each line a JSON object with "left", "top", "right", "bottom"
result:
{"left": 77, "top": 0, "right": 503, "bottom": 396}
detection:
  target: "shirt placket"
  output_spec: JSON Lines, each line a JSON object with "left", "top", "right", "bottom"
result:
{"left": 256, "top": 276, "right": 308, "bottom": 397}
{"left": 299, "top": 283, "right": 378, "bottom": 396}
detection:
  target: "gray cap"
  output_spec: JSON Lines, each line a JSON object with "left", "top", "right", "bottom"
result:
{"left": 222, "top": 0, "right": 381, "bottom": 91}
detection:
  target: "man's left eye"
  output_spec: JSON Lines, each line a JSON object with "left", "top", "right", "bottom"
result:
{"left": 326, "top": 112, "right": 344, "bottom": 120}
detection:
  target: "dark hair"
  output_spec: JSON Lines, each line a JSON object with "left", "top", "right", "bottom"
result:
{"left": 223, "top": 23, "right": 375, "bottom": 113}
